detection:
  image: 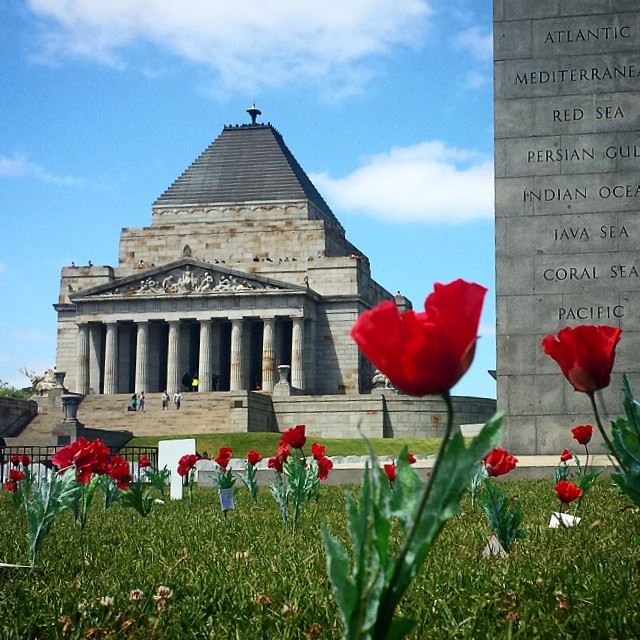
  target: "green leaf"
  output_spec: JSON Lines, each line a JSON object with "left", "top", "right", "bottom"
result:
{"left": 269, "top": 471, "right": 288, "bottom": 524}
{"left": 608, "top": 377, "right": 640, "bottom": 508}
{"left": 121, "top": 480, "right": 154, "bottom": 517}
{"left": 479, "top": 480, "right": 527, "bottom": 552}
{"left": 323, "top": 414, "right": 503, "bottom": 640}
{"left": 374, "top": 413, "right": 503, "bottom": 639}
{"left": 322, "top": 524, "right": 357, "bottom": 632}
{"left": 25, "top": 468, "right": 80, "bottom": 566}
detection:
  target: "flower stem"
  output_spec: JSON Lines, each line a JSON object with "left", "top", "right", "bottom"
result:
{"left": 588, "top": 392, "right": 618, "bottom": 465}
{"left": 583, "top": 444, "right": 590, "bottom": 477}
{"left": 373, "top": 391, "right": 455, "bottom": 639}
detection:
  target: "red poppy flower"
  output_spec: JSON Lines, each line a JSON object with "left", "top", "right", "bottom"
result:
{"left": 483, "top": 448, "right": 518, "bottom": 477}
{"left": 268, "top": 455, "right": 284, "bottom": 473}
{"left": 280, "top": 424, "right": 306, "bottom": 450}
{"left": 384, "top": 463, "right": 396, "bottom": 482}
{"left": 9, "top": 469, "right": 25, "bottom": 482}
{"left": 247, "top": 450, "right": 262, "bottom": 466}
{"left": 3, "top": 480, "right": 17, "bottom": 493}
{"left": 106, "top": 455, "right": 131, "bottom": 490}
{"left": 52, "top": 439, "right": 85, "bottom": 471}
{"left": 555, "top": 480, "right": 583, "bottom": 504}
{"left": 571, "top": 425, "right": 593, "bottom": 446}
{"left": 351, "top": 280, "right": 487, "bottom": 396}
{"left": 406, "top": 452, "right": 417, "bottom": 464}
{"left": 317, "top": 456, "right": 333, "bottom": 480}
{"left": 215, "top": 455, "right": 229, "bottom": 470}
{"left": 277, "top": 441, "right": 291, "bottom": 460}
{"left": 52, "top": 437, "right": 111, "bottom": 484}
{"left": 311, "top": 443, "right": 326, "bottom": 460}
{"left": 177, "top": 453, "right": 199, "bottom": 477}
{"left": 20, "top": 454, "right": 31, "bottom": 467}
{"left": 139, "top": 455, "right": 151, "bottom": 468}
{"left": 10, "top": 455, "right": 20, "bottom": 466}
{"left": 214, "top": 447, "right": 233, "bottom": 469}
{"left": 559, "top": 449, "right": 573, "bottom": 462}
{"left": 541, "top": 325, "right": 621, "bottom": 393}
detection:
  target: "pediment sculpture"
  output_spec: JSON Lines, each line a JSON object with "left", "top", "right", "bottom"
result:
{"left": 133, "top": 266, "right": 279, "bottom": 296}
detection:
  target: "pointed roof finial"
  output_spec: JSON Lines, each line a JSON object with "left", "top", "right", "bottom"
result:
{"left": 247, "top": 103, "right": 262, "bottom": 125}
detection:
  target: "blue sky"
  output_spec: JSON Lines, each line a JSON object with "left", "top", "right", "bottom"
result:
{"left": 0, "top": 0, "right": 496, "bottom": 398}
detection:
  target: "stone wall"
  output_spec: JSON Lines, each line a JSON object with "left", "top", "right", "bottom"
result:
{"left": 271, "top": 394, "right": 497, "bottom": 439}
{"left": 494, "top": 0, "right": 640, "bottom": 453}
{"left": 0, "top": 397, "right": 38, "bottom": 438}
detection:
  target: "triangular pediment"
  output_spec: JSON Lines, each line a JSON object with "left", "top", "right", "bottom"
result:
{"left": 71, "top": 258, "right": 307, "bottom": 300}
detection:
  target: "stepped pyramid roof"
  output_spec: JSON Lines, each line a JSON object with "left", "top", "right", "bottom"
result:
{"left": 154, "top": 120, "right": 337, "bottom": 224}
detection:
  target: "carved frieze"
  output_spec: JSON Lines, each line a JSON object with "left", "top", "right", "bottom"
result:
{"left": 101, "top": 265, "right": 281, "bottom": 298}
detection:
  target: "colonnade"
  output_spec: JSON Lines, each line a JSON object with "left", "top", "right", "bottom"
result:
{"left": 75, "top": 316, "right": 305, "bottom": 396}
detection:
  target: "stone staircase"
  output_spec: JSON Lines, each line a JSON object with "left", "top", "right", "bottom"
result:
{"left": 5, "top": 390, "right": 276, "bottom": 445}
{"left": 77, "top": 392, "right": 252, "bottom": 437}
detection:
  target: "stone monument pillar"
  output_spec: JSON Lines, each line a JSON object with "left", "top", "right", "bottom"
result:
{"left": 494, "top": 2, "right": 640, "bottom": 453}
{"left": 198, "top": 319, "right": 213, "bottom": 392}
{"left": 230, "top": 319, "right": 244, "bottom": 391}
{"left": 76, "top": 324, "right": 90, "bottom": 395}
{"left": 291, "top": 317, "right": 304, "bottom": 390}
{"left": 103, "top": 322, "right": 118, "bottom": 395}
{"left": 261, "top": 318, "right": 276, "bottom": 392}
{"left": 167, "top": 320, "right": 181, "bottom": 395}
{"left": 135, "top": 321, "right": 150, "bottom": 393}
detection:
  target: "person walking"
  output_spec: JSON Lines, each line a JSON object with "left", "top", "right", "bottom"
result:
{"left": 138, "top": 391, "right": 145, "bottom": 412}
{"left": 161, "top": 391, "right": 169, "bottom": 411}
{"left": 173, "top": 391, "right": 182, "bottom": 410}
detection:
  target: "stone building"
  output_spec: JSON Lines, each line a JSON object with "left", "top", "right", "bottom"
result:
{"left": 55, "top": 109, "right": 392, "bottom": 399}
{"left": 41, "top": 108, "right": 495, "bottom": 442}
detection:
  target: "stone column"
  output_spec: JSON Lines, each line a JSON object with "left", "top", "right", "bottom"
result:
{"left": 89, "top": 324, "right": 102, "bottom": 394}
{"left": 76, "top": 323, "right": 90, "bottom": 395}
{"left": 103, "top": 322, "right": 118, "bottom": 395}
{"left": 230, "top": 318, "right": 244, "bottom": 391}
{"left": 167, "top": 320, "right": 181, "bottom": 396}
{"left": 198, "top": 319, "right": 213, "bottom": 392}
{"left": 261, "top": 318, "right": 276, "bottom": 392}
{"left": 210, "top": 322, "right": 221, "bottom": 390}
{"left": 135, "top": 321, "right": 150, "bottom": 393}
{"left": 291, "top": 317, "right": 304, "bottom": 390}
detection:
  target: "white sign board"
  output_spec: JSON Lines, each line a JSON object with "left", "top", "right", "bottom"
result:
{"left": 549, "top": 512, "right": 581, "bottom": 529}
{"left": 482, "top": 535, "right": 507, "bottom": 559}
{"left": 158, "top": 438, "right": 196, "bottom": 500}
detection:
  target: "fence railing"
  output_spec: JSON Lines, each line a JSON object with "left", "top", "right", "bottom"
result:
{"left": 0, "top": 445, "right": 158, "bottom": 484}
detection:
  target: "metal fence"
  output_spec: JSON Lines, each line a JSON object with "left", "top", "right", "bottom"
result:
{"left": 0, "top": 445, "right": 158, "bottom": 484}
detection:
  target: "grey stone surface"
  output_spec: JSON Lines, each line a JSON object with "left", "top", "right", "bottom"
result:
{"left": 0, "top": 398, "right": 38, "bottom": 438}
{"left": 495, "top": 0, "right": 640, "bottom": 454}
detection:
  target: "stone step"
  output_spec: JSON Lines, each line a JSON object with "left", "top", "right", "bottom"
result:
{"left": 76, "top": 392, "right": 243, "bottom": 437}
{"left": 5, "top": 414, "right": 59, "bottom": 446}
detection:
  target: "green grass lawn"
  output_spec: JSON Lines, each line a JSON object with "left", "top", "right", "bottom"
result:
{"left": 1, "top": 480, "right": 639, "bottom": 639}
{"left": 128, "top": 433, "right": 442, "bottom": 457}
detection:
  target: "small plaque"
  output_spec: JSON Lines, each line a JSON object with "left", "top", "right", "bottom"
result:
{"left": 158, "top": 438, "right": 196, "bottom": 500}
{"left": 549, "top": 512, "right": 581, "bottom": 529}
{"left": 482, "top": 535, "right": 507, "bottom": 558}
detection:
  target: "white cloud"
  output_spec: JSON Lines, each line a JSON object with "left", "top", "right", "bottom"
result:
{"left": 0, "top": 152, "right": 81, "bottom": 186}
{"left": 454, "top": 25, "right": 492, "bottom": 61}
{"left": 0, "top": 262, "right": 5, "bottom": 274}
{"left": 26, "top": 0, "right": 431, "bottom": 95}
{"left": 310, "top": 140, "right": 494, "bottom": 223}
